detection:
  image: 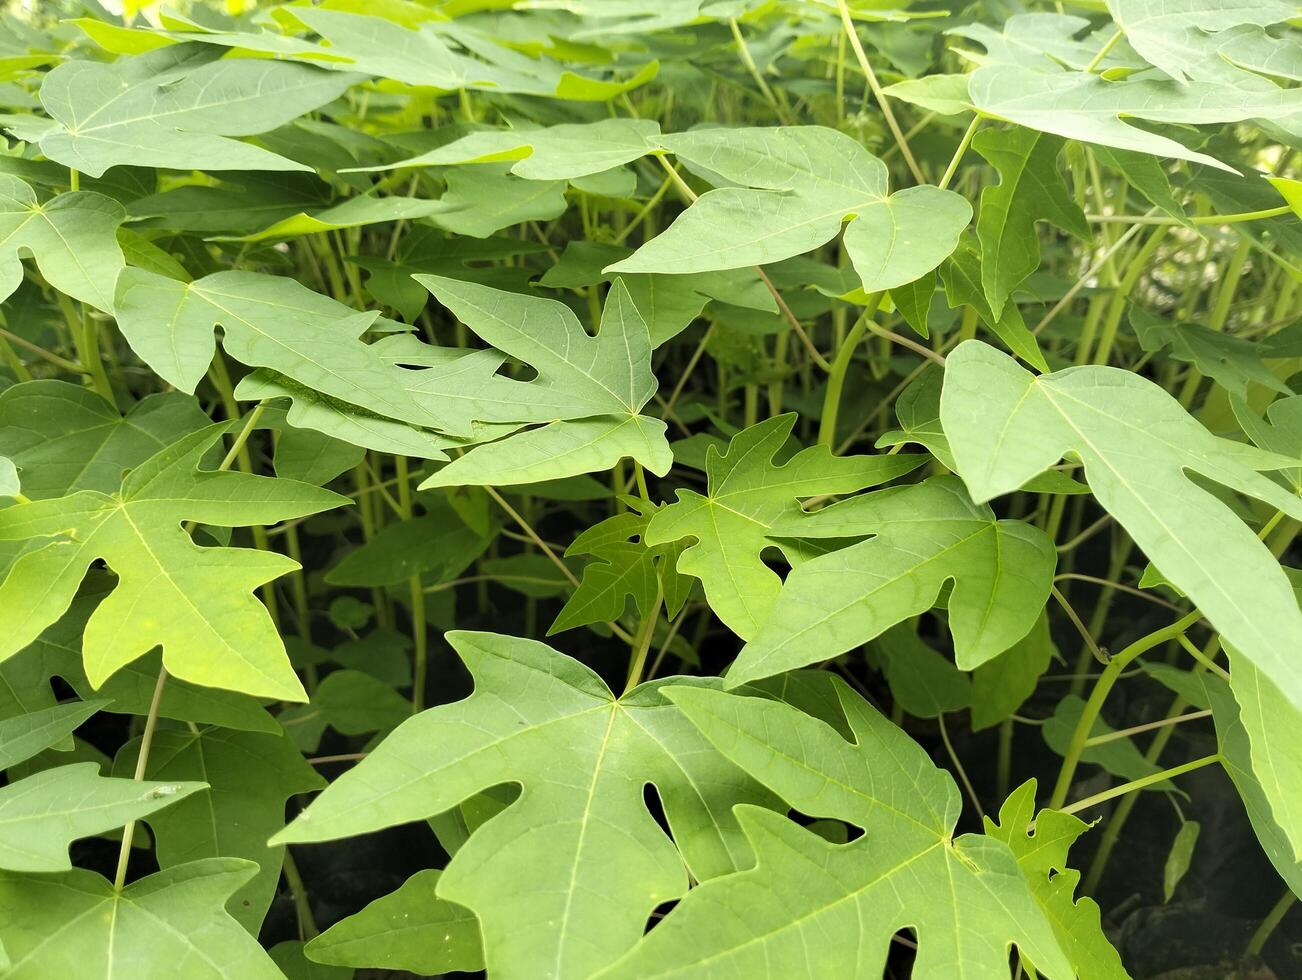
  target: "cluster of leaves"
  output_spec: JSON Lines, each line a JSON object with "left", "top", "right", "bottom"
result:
{"left": 0, "top": 0, "right": 1299, "bottom": 978}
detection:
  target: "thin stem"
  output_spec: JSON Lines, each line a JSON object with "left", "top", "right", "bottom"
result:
{"left": 818, "top": 301, "right": 878, "bottom": 447}
{"left": 728, "top": 18, "right": 783, "bottom": 118}
{"left": 281, "top": 848, "right": 318, "bottom": 940}
{"left": 1247, "top": 889, "right": 1298, "bottom": 957}
{"left": 1177, "top": 634, "right": 1232, "bottom": 681}
{"left": 939, "top": 714, "right": 984, "bottom": 818}
{"left": 755, "top": 266, "right": 832, "bottom": 372}
{"left": 1086, "top": 205, "right": 1290, "bottom": 225}
{"left": 1083, "top": 29, "right": 1124, "bottom": 73}
{"left": 1054, "top": 516, "right": 1114, "bottom": 553}
{"left": 1084, "top": 709, "right": 1212, "bottom": 746}
{"left": 1060, "top": 754, "right": 1221, "bottom": 816}
{"left": 1051, "top": 586, "right": 1106, "bottom": 666}
{"left": 1049, "top": 610, "right": 1202, "bottom": 809}
{"left": 938, "top": 116, "right": 981, "bottom": 191}
{"left": 1053, "top": 572, "right": 1181, "bottom": 612}
{"left": 1033, "top": 219, "right": 1148, "bottom": 336}
{"left": 661, "top": 322, "right": 715, "bottom": 419}
{"left": 834, "top": 0, "right": 925, "bottom": 184}
{"left": 0, "top": 326, "right": 83, "bottom": 373}
{"left": 114, "top": 665, "right": 168, "bottom": 890}
{"left": 864, "top": 319, "right": 945, "bottom": 367}
{"left": 623, "top": 586, "right": 664, "bottom": 695}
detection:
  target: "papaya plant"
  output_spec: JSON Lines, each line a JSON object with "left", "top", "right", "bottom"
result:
{"left": 0, "top": 0, "right": 1298, "bottom": 977}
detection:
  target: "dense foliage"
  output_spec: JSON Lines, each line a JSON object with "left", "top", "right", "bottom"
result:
{"left": 0, "top": 1, "right": 1299, "bottom": 977}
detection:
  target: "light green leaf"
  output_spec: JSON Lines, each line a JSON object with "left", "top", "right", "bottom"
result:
{"left": 417, "top": 275, "right": 658, "bottom": 419}
{"left": 645, "top": 414, "right": 925, "bottom": 640}
{"left": 1106, "top": 0, "right": 1296, "bottom": 84}
{"left": 602, "top": 680, "right": 1073, "bottom": 979}
{"left": 552, "top": 503, "right": 691, "bottom": 634}
{"left": 0, "top": 380, "right": 208, "bottom": 499}
{"left": 413, "top": 277, "right": 673, "bottom": 485}
{"left": 114, "top": 728, "right": 325, "bottom": 932}
{"left": 985, "top": 780, "right": 1130, "bottom": 979}
{"left": 353, "top": 118, "right": 660, "bottom": 178}
{"left": 272, "top": 425, "right": 364, "bottom": 487}
{"left": 0, "top": 457, "right": 17, "bottom": 499}
{"left": 969, "top": 64, "right": 1299, "bottom": 170}
{"left": 431, "top": 166, "right": 568, "bottom": 238}
{"left": 0, "top": 699, "right": 106, "bottom": 770}
{"left": 0, "top": 858, "right": 283, "bottom": 978}
{"left": 1206, "top": 668, "right": 1302, "bottom": 890}
{"left": 216, "top": 195, "right": 454, "bottom": 243}
{"left": 0, "top": 424, "right": 345, "bottom": 701}
{"left": 275, "top": 631, "right": 779, "bottom": 980}
{"left": 0, "top": 762, "right": 203, "bottom": 872}
{"left": 304, "top": 869, "right": 483, "bottom": 975}
{"left": 34, "top": 44, "right": 360, "bottom": 177}
{"left": 729, "top": 476, "right": 1056, "bottom": 686}
{"left": 0, "top": 175, "right": 123, "bottom": 311}
{"left": 941, "top": 339, "right": 1302, "bottom": 844}
{"left": 421, "top": 414, "right": 672, "bottom": 488}
{"left": 234, "top": 370, "right": 476, "bottom": 460}
{"left": 113, "top": 271, "right": 551, "bottom": 438}
{"left": 973, "top": 127, "right": 1088, "bottom": 318}
{"left": 13, "top": 586, "right": 278, "bottom": 733}
{"left": 881, "top": 74, "right": 974, "bottom": 115}
{"left": 608, "top": 127, "right": 971, "bottom": 292}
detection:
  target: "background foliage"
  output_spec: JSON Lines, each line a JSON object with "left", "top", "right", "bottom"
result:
{"left": 0, "top": 0, "right": 1299, "bottom": 977}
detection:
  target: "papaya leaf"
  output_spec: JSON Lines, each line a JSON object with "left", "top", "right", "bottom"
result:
{"left": 601, "top": 680, "right": 1074, "bottom": 979}
{"left": 31, "top": 44, "right": 360, "bottom": 177}
{"left": 941, "top": 339, "right": 1302, "bottom": 853}
{"left": 0, "top": 698, "right": 106, "bottom": 770}
{"left": 644, "top": 414, "right": 925, "bottom": 640}
{"left": 0, "top": 762, "right": 204, "bottom": 872}
{"left": 729, "top": 476, "right": 1055, "bottom": 686}
{"left": 416, "top": 277, "right": 673, "bottom": 486}
{"left": 351, "top": 118, "right": 661, "bottom": 179}
{"left": 0, "top": 176, "right": 124, "bottom": 311}
{"left": 304, "top": 869, "right": 483, "bottom": 975}
{"left": 0, "top": 424, "right": 346, "bottom": 701}
{"left": 551, "top": 501, "right": 691, "bottom": 634}
{"left": 985, "top": 780, "right": 1130, "bottom": 980}
{"left": 114, "top": 728, "right": 325, "bottom": 933}
{"left": 274, "top": 631, "right": 780, "bottom": 980}
{"left": 607, "top": 126, "right": 972, "bottom": 292}
{"left": 972, "top": 127, "right": 1088, "bottom": 319}
{"left": 0, "top": 858, "right": 283, "bottom": 978}
{"left": 0, "top": 380, "right": 208, "bottom": 500}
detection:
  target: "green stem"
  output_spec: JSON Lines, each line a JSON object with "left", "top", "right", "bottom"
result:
{"left": 1060, "top": 754, "right": 1221, "bottom": 816}
{"left": 1049, "top": 610, "right": 1202, "bottom": 809}
{"left": 623, "top": 587, "right": 664, "bottom": 696}
{"left": 938, "top": 115, "right": 981, "bottom": 191}
{"left": 114, "top": 664, "right": 168, "bottom": 890}
{"left": 1247, "top": 889, "right": 1297, "bottom": 957}
{"left": 834, "top": 0, "right": 925, "bottom": 185}
{"left": 281, "top": 848, "right": 318, "bottom": 940}
{"left": 818, "top": 301, "right": 878, "bottom": 447}
{"left": 1084, "top": 29, "right": 1124, "bottom": 73}
{"left": 1086, "top": 205, "right": 1291, "bottom": 225}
